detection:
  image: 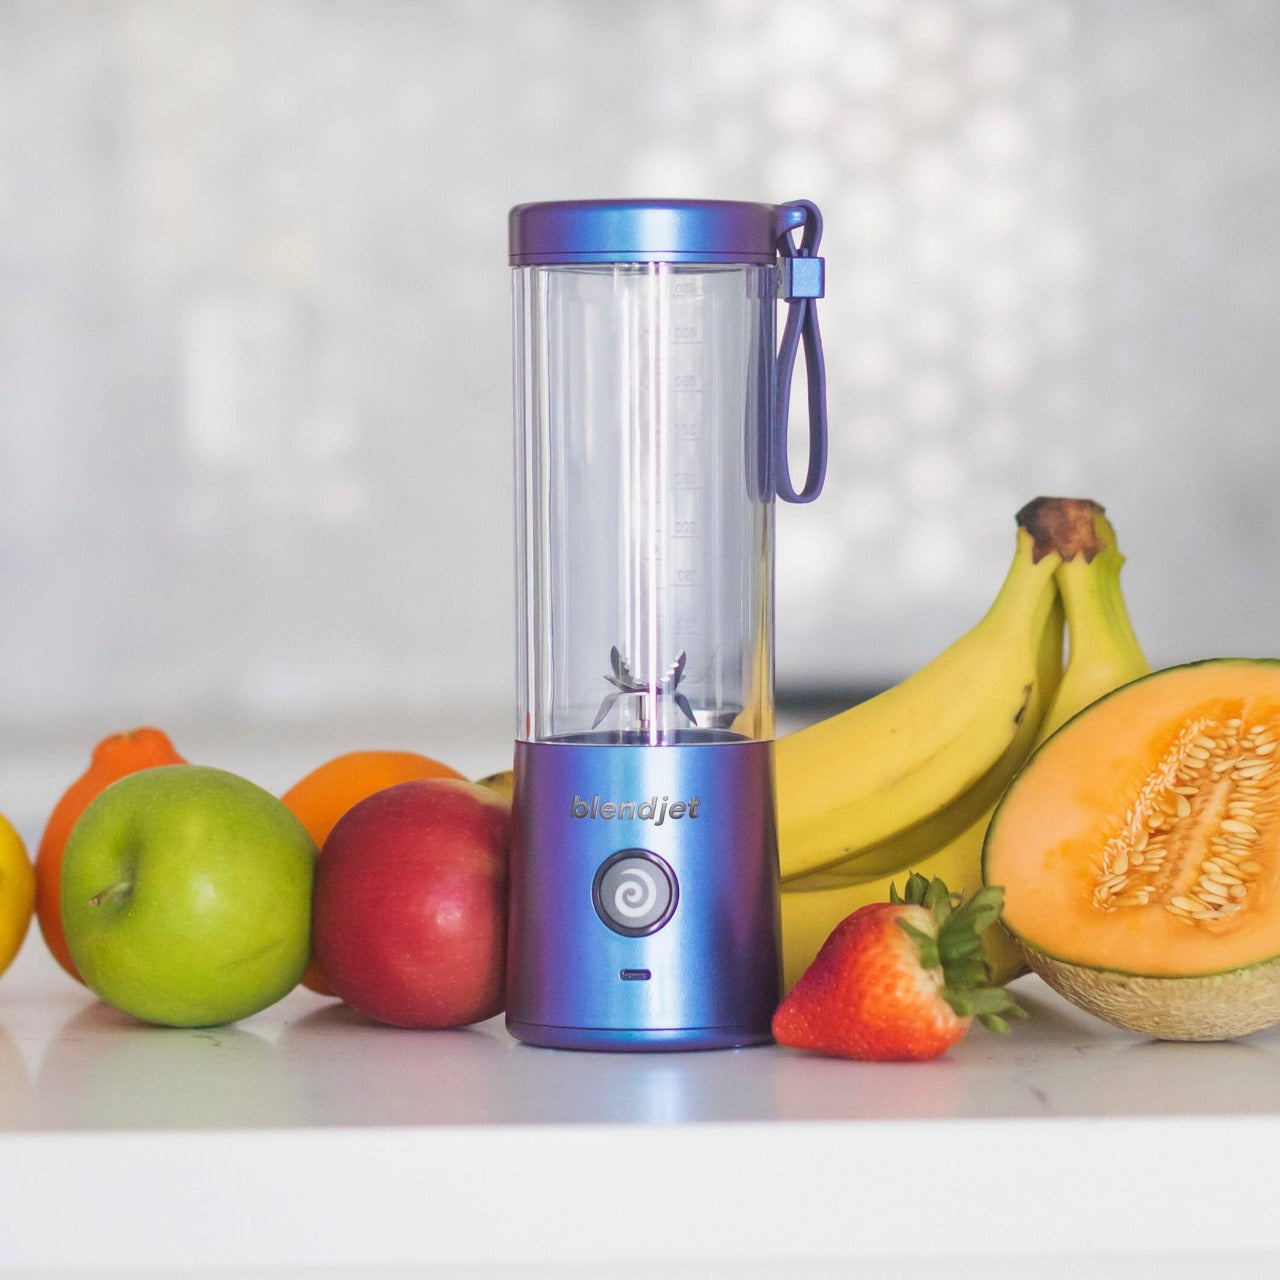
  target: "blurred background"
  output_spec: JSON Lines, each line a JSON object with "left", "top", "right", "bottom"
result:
{"left": 3, "top": 0, "right": 1279, "bottom": 830}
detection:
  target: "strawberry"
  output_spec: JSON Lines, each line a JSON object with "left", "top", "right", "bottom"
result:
{"left": 772, "top": 874, "right": 1025, "bottom": 1061}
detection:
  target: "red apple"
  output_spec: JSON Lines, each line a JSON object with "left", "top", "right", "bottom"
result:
{"left": 312, "top": 778, "right": 510, "bottom": 1029}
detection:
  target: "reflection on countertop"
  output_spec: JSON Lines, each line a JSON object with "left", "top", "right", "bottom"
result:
{"left": 4, "top": 942, "right": 1280, "bottom": 1134}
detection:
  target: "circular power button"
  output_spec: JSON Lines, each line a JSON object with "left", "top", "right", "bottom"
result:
{"left": 592, "top": 850, "right": 678, "bottom": 937}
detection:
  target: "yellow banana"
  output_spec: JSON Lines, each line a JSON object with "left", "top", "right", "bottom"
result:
{"left": 776, "top": 520, "right": 1063, "bottom": 879}
{"left": 1030, "top": 502, "right": 1149, "bottom": 741}
{"left": 476, "top": 769, "right": 514, "bottom": 805}
{"left": 780, "top": 499, "right": 1150, "bottom": 991}
{"left": 780, "top": 589, "right": 1063, "bottom": 989}
{"left": 782, "top": 585, "right": 1064, "bottom": 887}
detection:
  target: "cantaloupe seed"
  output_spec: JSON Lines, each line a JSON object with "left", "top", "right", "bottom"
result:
{"left": 1090, "top": 711, "right": 1275, "bottom": 926}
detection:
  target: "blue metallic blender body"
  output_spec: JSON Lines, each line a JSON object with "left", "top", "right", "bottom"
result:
{"left": 507, "top": 199, "right": 827, "bottom": 1051}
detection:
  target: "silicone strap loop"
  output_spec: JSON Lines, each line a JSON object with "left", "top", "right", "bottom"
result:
{"left": 774, "top": 200, "right": 828, "bottom": 504}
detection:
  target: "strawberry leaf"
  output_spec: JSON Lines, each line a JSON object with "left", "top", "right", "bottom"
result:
{"left": 937, "top": 931, "right": 984, "bottom": 963}
{"left": 910, "top": 877, "right": 1027, "bottom": 1037}
{"left": 924, "top": 876, "right": 953, "bottom": 916}
{"left": 941, "top": 957, "right": 989, "bottom": 988}
{"left": 964, "top": 986, "right": 1024, "bottom": 1016}
{"left": 894, "top": 872, "right": 934, "bottom": 906}
{"left": 947, "top": 885, "right": 1006, "bottom": 935}
{"left": 896, "top": 919, "right": 940, "bottom": 972}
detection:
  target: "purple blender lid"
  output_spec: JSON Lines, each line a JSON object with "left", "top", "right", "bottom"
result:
{"left": 508, "top": 198, "right": 801, "bottom": 265}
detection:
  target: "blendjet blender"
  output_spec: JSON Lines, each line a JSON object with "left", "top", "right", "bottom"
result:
{"left": 507, "top": 198, "right": 827, "bottom": 1051}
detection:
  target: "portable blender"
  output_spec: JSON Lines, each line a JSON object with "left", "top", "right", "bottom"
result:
{"left": 507, "top": 198, "right": 827, "bottom": 1051}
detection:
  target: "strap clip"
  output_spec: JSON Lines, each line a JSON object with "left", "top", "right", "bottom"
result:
{"left": 774, "top": 200, "right": 828, "bottom": 504}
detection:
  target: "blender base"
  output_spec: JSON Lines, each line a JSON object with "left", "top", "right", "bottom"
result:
{"left": 505, "top": 737, "right": 782, "bottom": 1053}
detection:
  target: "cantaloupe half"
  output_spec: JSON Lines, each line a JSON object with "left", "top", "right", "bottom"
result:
{"left": 983, "top": 659, "right": 1280, "bottom": 1041}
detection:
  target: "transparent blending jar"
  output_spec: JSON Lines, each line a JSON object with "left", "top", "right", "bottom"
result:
{"left": 507, "top": 199, "right": 826, "bottom": 1051}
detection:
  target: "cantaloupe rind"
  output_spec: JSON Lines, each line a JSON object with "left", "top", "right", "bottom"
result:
{"left": 1023, "top": 947, "right": 1280, "bottom": 1041}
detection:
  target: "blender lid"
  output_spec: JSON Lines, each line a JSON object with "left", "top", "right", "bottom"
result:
{"left": 508, "top": 198, "right": 794, "bottom": 265}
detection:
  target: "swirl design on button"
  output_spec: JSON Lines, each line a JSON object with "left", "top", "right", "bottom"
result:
{"left": 592, "top": 850, "right": 678, "bottom": 937}
{"left": 612, "top": 866, "right": 658, "bottom": 919}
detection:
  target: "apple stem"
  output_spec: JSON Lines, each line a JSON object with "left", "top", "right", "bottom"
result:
{"left": 89, "top": 880, "right": 133, "bottom": 909}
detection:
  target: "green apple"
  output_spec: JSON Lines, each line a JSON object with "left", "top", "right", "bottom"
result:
{"left": 61, "top": 765, "right": 316, "bottom": 1027}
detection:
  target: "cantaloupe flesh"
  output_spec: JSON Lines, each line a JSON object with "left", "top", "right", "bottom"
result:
{"left": 986, "top": 660, "right": 1280, "bottom": 978}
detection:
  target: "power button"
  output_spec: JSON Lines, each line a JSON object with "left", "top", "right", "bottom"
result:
{"left": 592, "top": 850, "right": 678, "bottom": 937}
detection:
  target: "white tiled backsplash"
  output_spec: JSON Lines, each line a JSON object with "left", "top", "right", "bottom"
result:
{"left": 3, "top": 0, "right": 1279, "bottom": 741}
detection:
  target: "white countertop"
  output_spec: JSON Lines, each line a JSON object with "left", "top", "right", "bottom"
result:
{"left": 3, "top": 933, "right": 1280, "bottom": 1277}
{"left": 3, "top": 719, "right": 1279, "bottom": 1277}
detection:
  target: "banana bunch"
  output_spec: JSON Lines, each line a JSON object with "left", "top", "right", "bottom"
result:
{"left": 778, "top": 498, "right": 1150, "bottom": 990}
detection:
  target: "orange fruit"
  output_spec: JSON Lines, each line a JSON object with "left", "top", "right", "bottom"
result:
{"left": 280, "top": 749, "right": 467, "bottom": 995}
{"left": 36, "top": 727, "right": 186, "bottom": 982}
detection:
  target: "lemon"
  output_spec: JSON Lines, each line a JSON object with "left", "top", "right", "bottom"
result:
{"left": 0, "top": 813, "right": 35, "bottom": 978}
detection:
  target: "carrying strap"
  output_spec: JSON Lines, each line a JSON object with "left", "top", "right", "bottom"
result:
{"left": 774, "top": 200, "right": 828, "bottom": 504}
